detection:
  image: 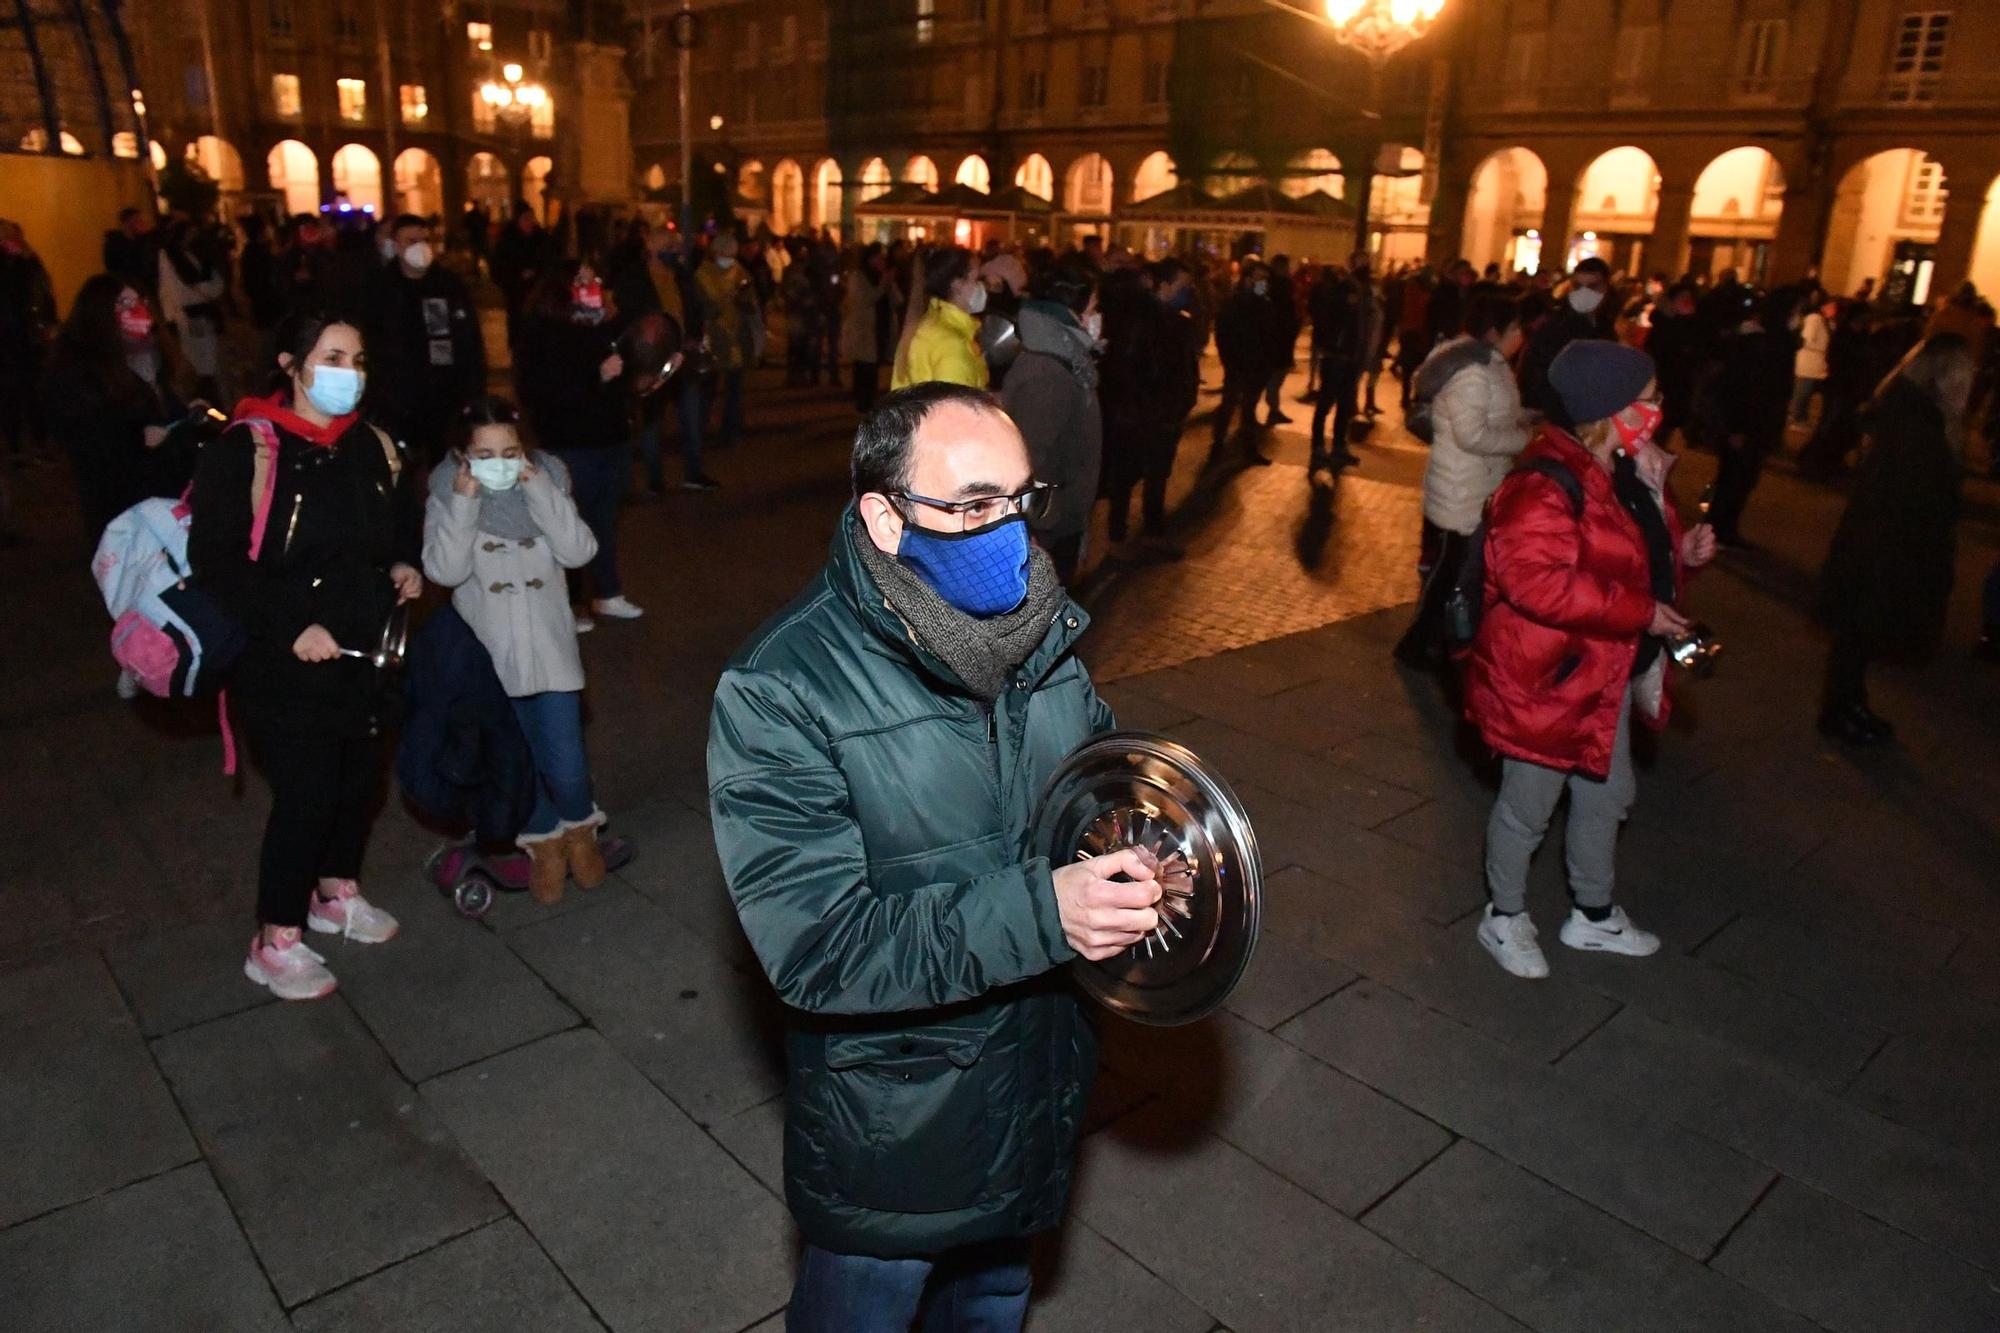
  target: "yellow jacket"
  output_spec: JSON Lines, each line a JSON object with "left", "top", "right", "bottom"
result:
{"left": 892, "top": 299, "right": 989, "bottom": 391}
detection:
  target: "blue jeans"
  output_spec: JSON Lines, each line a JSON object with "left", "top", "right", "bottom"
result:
{"left": 705, "top": 368, "right": 744, "bottom": 449}
{"left": 510, "top": 692, "right": 594, "bottom": 838}
{"left": 786, "top": 1240, "right": 1030, "bottom": 1333}
{"left": 637, "top": 378, "right": 705, "bottom": 489}
{"left": 559, "top": 445, "right": 626, "bottom": 599}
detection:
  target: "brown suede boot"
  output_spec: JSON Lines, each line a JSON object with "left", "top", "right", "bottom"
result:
{"left": 561, "top": 823, "right": 608, "bottom": 889}
{"left": 524, "top": 837, "right": 567, "bottom": 904}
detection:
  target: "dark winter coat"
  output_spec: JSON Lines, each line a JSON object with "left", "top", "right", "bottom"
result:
{"left": 1518, "top": 303, "right": 1614, "bottom": 422}
{"left": 1001, "top": 303, "right": 1101, "bottom": 541}
{"left": 707, "top": 514, "right": 1114, "bottom": 1258}
{"left": 187, "top": 395, "right": 418, "bottom": 736}
{"left": 1214, "top": 288, "right": 1276, "bottom": 379}
{"left": 1463, "top": 428, "right": 1686, "bottom": 779}
{"left": 396, "top": 603, "right": 538, "bottom": 846}
{"left": 1309, "top": 276, "right": 1364, "bottom": 364}
{"left": 362, "top": 264, "right": 486, "bottom": 455}
{"left": 1715, "top": 323, "right": 1793, "bottom": 444}
{"left": 513, "top": 313, "right": 629, "bottom": 454}
{"left": 1819, "top": 381, "right": 1961, "bottom": 658}
{"left": 41, "top": 352, "right": 189, "bottom": 543}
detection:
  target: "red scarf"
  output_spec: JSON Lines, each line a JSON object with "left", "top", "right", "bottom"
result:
{"left": 230, "top": 392, "right": 357, "bottom": 448}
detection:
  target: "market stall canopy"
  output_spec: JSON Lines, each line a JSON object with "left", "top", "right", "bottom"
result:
{"left": 960, "top": 184, "right": 1054, "bottom": 218}
{"left": 852, "top": 181, "right": 951, "bottom": 216}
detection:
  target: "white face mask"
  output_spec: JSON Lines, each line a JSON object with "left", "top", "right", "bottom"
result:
{"left": 468, "top": 456, "right": 524, "bottom": 491}
{"left": 378, "top": 236, "right": 398, "bottom": 261}
{"left": 963, "top": 283, "right": 988, "bottom": 315}
{"left": 1251, "top": 281, "right": 1269, "bottom": 296}
{"left": 401, "top": 240, "right": 433, "bottom": 274}
{"left": 714, "top": 255, "right": 737, "bottom": 270}
{"left": 1568, "top": 286, "right": 1605, "bottom": 315}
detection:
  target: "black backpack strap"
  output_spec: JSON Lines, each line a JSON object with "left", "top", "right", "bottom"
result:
{"left": 1517, "top": 456, "right": 1585, "bottom": 517}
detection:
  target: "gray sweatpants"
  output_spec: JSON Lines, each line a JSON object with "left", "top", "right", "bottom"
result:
{"left": 1484, "top": 684, "right": 1637, "bottom": 915}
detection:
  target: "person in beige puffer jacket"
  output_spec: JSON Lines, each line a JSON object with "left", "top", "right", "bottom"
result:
{"left": 423, "top": 395, "right": 607, "bottom": 902}
{"left": 1395, "top": 293, "right": 1534, "bottom": 668}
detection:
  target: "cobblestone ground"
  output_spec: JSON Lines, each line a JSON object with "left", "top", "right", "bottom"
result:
{"left": 4, "top": 343, "right": 2000, "bottom": 1333}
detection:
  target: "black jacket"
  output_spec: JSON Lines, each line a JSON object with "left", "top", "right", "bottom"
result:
{"left": 397, "top": 604, "right": 537, "bottom": 845}
{"left": 1819, "top": 381, "right": 1960, "bottom": 656}
{"left": 42, "top": 353, "right": 188, "bottom": 543}
{"left": 1519, "top": 304, "right": 1613, "bottom": 421}
{"left": 1309, "top": 275, "right": 1364, "bottom": 363}
{"left": 363, "top": 265, "right": 487, "bottom": 453}
{"left": 187, "top": 398, "right": 418, "bottom": 735}
{"left": 1715, "top": 323, "right": 1792, "bottom": 442}
{"left": 1215, "top": 288, "right": 1276, "bottom": 378}
{"left": 514, "top": 314, "right": 630, "bottom": 454}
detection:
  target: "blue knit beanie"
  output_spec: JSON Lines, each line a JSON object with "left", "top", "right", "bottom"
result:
{"left": 1549, "top": 340, "right": 1656, "bottom": 426}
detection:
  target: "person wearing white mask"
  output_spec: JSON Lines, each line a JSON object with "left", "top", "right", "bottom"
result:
{"left": 424, "top": 394, "right": 612, "bottom": 903}
{"left": 364, "top": 213, "right": 486, "bottom": 466}
{"left": 188, "top": 309, "right": 422, "bottom": 1002}
{"left": 1519, "top": 255, "right": 1615, "bottom": 423}
{"left": 892, "top": 246, "right": 989, "bottom": 390}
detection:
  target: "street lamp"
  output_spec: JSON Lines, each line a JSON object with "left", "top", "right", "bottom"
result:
{"left": 1322, "top": 0, "right": 1447, "bottom": 65}
{"left": 478, "top": 62, "right": 550, "bottom": 125}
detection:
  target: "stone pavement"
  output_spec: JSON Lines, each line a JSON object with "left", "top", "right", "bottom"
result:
{"left": 4, "top": 353, "right": 2000, "bottom": 1333}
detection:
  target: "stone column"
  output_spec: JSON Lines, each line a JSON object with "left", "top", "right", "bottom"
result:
{"left": 1537, "top": 173, "right": 1577, "bottom": 275}
{"left": 1425, "top": 160, "right": 1469, "bottom": 266}
{"left": 1932, "top": 187, "right": 1987, "bottom": 293}
{"left": 1647, "top": 181, "right": 1694, "bottom": 282}
{"left": 1767, "top": 184, "right": 1822, "bottom": 286}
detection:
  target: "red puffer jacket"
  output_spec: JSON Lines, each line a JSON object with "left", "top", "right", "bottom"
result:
{"left": 1462, "top": 428, "right": 1685, "bottom": 779}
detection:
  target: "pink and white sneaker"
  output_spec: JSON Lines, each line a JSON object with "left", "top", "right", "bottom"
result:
{"left": 244, "top": 928, "right": 338, "bottom": 1000}
{"left": 307, "top": 880, "right": 400, "bottom": 944}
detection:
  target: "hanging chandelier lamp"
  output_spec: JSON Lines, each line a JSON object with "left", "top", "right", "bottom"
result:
{"left": 1323, "top": 0, "right": 1448, "bottom": 65}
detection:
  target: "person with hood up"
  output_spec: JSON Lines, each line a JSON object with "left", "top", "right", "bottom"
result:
{"left": 891, "top": 245, "right": 989, "bottom": 391}
{"left": 1393, "top": 294, "right": 1532, "bottom": 668}
{"left": 1000, "top": 258, "right": 1102, "bottom": 582}
{"left": 1463, "top": 339, "right": 1715, "bottom": 980}
{"left": 188, "top": 308, "right": 421, "bottom": 1001}
{"left": 423, "top": 395, "right": 612, "bottom": 900}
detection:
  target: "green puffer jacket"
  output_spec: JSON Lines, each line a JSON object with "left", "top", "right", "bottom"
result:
{"left": 707, "top": 513, "right": 1114, "bottom": 1258}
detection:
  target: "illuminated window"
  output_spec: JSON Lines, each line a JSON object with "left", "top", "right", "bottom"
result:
{"left": 916, "top": 0, "right": 935, "bottom": 44}
{"left": 272, "top": 73, "right": 302, "bottom": 118}
{"left": 112, "top": 131, "right": 140, "bottom": 158}
{"left": 399, "top": 83, "right": 428, "bottom": 124}
{"left": 337, "top": 77, "right": 367, "bottom": 123}
{"left": 531, "top": 97, "right": 554, "bottom": 139}
{"left": 470, "top": 88, "right": 497, "bottom": 133}
{"left": 1903, "top": 153, "right": 1947, "bottom": 227}
{"left": 467, "top": 21, "right": 492, "bottom": 54}
{"left": 1885, "top": 11, "right": 1950, "bottom": 104}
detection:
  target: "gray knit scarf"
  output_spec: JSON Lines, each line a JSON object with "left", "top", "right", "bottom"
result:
{"left": 426, "top": 449, "right": 569, "bottom": 540}
{"left": 850, "top": 517, "right": 1066, "bottom": 702}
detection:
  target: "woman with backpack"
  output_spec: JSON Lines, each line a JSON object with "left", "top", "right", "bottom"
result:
{"left": 1462, "top": 340, "right": 1715, "bottom": 981}
{"left": 422, "top": 395, "right": 609, "bottom": 903}
{"left": 188, "top": 309, "right": 421, "bottom": 1001}
{"left": 1394, "top": 294, "right": 1532, "bottom": 670}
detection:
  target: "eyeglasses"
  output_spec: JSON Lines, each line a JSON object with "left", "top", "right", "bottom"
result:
{"left": 893, "top": 482, "right": 1055, "bottom": 530}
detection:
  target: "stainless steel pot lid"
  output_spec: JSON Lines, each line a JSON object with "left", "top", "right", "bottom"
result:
{"left": 376, "top": 603, "right": 410, "bottom": 670}
{"left": 1030, "top": 731, "right": 1262, "bottom": 1026}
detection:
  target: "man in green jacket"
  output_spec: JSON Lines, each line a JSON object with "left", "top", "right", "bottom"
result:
{"left": 708, "top": 381, "right": 1162, "bottom": 1331}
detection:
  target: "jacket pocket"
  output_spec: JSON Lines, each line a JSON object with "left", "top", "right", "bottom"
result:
{"left": 815, "top": 1027, "right": 1003, "bottom": 1214}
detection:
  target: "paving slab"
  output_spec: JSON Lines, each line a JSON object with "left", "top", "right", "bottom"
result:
{"left": 610, "top": 795, "right": 757, "bottom": 968}
{"left": 289, "top": 1218, "right": 600, "bottom": 1333}
{"left": 1842, "top": 1026, "right": 2000, "bottom": 1164}
{"left": 0, "top": 1164, "right": 285, "bottom": 1333}
{"left": 1262, "top": 864, "right": 1620, "bottom": 1063}
{"left": 477, "top": 876, "right": 640, "bottom": 935}
{"left": 0, "top": 953, "right": 196, "bottom": 1226}
{"left": 1364, "top": 1141, "right": 1817, "bottom": 1333}
{"left": 1556, "top": 1007, "right": 2000, "bottom": 1273}
{"left": 1713, "top": 1179, "right": 2000, "bottom": 1333}
{"left": 1559, "top": 947, "right": 1886, "bottom": 1090}
{"left": 1096, "top": 678, "right": 1200, "bottom": 733}
{"left": 506, "top": 892, "right": 785, "bottom": 1124}
{"left": 710, "top": 1092, "right": 786, "bottom": 1197}
{"left": 1233, "top": 781, "right": 1485, "bottom": 924}
{"left": 1279, "top": 981, "right": 1772, "bottom": 1258}
{"left": 1221, "top": 929, "right": 1357, "bottom": 1031}
{"left": 1165, "top": 715, "right": 1428, "bottom": 833}
{"left": 1101, "top": 1009, "right": 1452, "bottom": 1216}
{"left": 1025, "top": 1217, "right": 1214, "bottom": 1333}
{"left": 1072, "top": 1100, "right": 1521, "bottom": 1332}
{"left": 103, "top": 915, "right": 275, "bottom": 1037}
{"left": 424, "top": 1028, "right": 793, "bottom": 1333}
{"left": 150, "top": 997, "right": 503, "bottom": 1305}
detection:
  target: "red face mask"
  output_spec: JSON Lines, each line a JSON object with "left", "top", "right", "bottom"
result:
{"left": 1612, "top": 400, "right": 1664, "bottom": 453}
{"left": 571, "top": 276, "right": 605, "bottom": 321}
{"left": 117, "top": 294, "right": 154, "bottom": 341}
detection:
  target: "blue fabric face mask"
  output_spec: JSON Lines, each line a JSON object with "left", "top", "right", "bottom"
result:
{"left": 897, "top": 514, "right": 1031, "bottom": 618}
{"left": 302, "top": 363, "right": 364, "bottom": 416}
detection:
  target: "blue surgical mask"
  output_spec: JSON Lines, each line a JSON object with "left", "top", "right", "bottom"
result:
{"left": 302, "top": 363, "right": 364, "bottom": 417}
{"left": 897, "top": 514, "right": 1031, "bottom": 618}
{"left": 468, "top": 456, "right": 524, "bottom": 491}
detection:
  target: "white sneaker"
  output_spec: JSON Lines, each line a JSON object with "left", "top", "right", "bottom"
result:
{"left": 574, "top": 614, "right": 595, "bottom": 633}
{"left": 1477, "top": 906, "right": 1550, "bottom": 979}
{"left": 593, "top": 595, "right": 644, "bottom": 620}
{"left": 244, "top": 928, "right": 338, "bottom": 1000}
{"left": 1559, "top": 906, "right": 1660, "bottom": 957}
{"left": 115, "top": 667, "right": 141, "bottom": 700}
{"left": 307, "top": 882, "right": 400, "bottom": 943}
